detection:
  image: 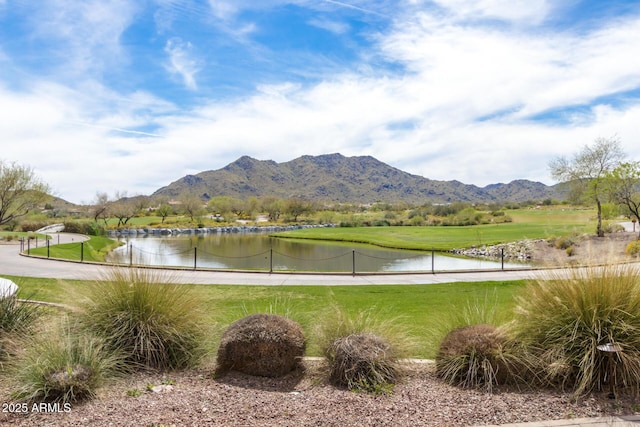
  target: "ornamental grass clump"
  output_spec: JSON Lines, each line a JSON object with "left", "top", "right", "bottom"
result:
{"left": 216, "top": 313, "right": 306, "bottom": 377}
{"left": 316, "top": 306, "right": 413, "bottom": 394}
{"left": 79, "top": 268, "right": 207, "bottom": 370}
{"left": 511, "top": 264, "right": 640, "bottom": 396}
{"left": 432, "top": 294, "right": 527, "bottom": 392}
{"left": 1, "top": 293, "right": 41, "bottom": 362}
{"left": 13, "top": 320, "right": 122, "bottom": 404}
{"left": 436, "top": 324, "right": 518, "bottom": 392}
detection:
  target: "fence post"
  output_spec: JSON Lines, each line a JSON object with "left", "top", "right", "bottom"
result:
{"left": 352, "top": 249, "right": 356, "bottom": 276}
{"left": 194, "top": 247, "right": 197, "bottom": 270}
{"left": 47, "top": 239, "right": 50, "bottom": 258}
{"left": 35, "top": 236, "right": 38, "bottom": 248}
{"left": 27, "top": 238, "right": 30, "bottom": 255}
{"left": 432, "top": 248, "right": 435, "bottom": 273}
{"left": 269, "top": 248, "right": 273, "bottom": 273}
{"left": 501, "top": 247, "right": 504, "bottom": 270}
{"left": 129, "top": 244, "right": 133, "bottom": 266}
{"left": 80, "top": 241, "right": 84, "bottom": 262}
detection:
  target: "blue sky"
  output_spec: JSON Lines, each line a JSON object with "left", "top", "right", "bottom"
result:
{"left": 1, "top": 0, "right": 639, "bottom": 204}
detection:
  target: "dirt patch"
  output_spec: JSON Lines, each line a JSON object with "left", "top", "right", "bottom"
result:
{"left": 530, "top": 231, "right": 638, "bottom": 267}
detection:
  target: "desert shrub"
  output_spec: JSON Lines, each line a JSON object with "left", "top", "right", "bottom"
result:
{"left": 552, "top": 236, "right": 575, "bottom": 250}
{"left": 13, "top": 321, "right": 122, "bottom": 404}
{"left": 511, "top": 264, "right": 640, "bottom": 396}
{"left": 602, "top": 222, "right": 624, "bottom": 233}
{"left": 315, "top": 306, "right": 413, "bottom": 394}
{"left": 78, "top": 268, "right": 207, "bottom": 370}
{"left": 18, "top": 221, "right": 49, "bottom": 232}
{"left": 565, "top": 246, "right": 575, "bottom": 257}
{"left": 625, "top": 240, "right": 640, "bottom": 257}
{"left": 62, "top": 221, "right": 107, "bottom": 236}
{"left": 436, "top": 324, "right": 519, "bottom": 392}
{"left": 1, "top": 294, "right": 41, "bottom": 361}
{"left": 216, "top": 313, "right": 305, "bottom": 377}
{"left": 326, "top": 333, "right": 398, "bottom": 394}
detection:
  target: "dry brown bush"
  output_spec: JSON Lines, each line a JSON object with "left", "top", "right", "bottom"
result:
{"left": 215, "top": 313, "right": 305, "bottom": 377}
{"left": 326, "top": 332, "right": 400, "bottom": 393}
{"left": 436, "top": 324, "right": 513, "bottom": 392}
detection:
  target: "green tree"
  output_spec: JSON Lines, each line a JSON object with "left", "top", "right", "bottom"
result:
{"left": 180, "top": 193, "right": 205, "bottom": 221}
{"left": 606, "top": 161, "right": 640, "bottom": 238}
{"left": 0, "top": 161, "right": 51, "bottom": 226}
{"left": 549, "top": 136, "right": 625, "bottom": 237}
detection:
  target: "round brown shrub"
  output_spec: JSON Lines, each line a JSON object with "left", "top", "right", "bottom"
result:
{"left": 326, "top": 333, "right": 399, "bottom": 393}
{"left": 436, "top": 324, "right": 511, "bottom": 392}
{"left": 216, "top": 314, "right": 305, "bottom": 377}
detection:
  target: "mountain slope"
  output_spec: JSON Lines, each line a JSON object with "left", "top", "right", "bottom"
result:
{"left": 153, "top": 153, "right": 561, "bottom": 204}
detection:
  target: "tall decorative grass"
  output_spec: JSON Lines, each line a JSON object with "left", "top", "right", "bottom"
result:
{"left": 1, "top": 294, "right": 41, "bottom": 362}
{"left": 78, "top": 268, "right": 208, "bottom": 370}
{"left": 315, "top": 306, "right": 414, "bottom": 393}
{"left": 13, "top": 319, "right": 122, "bottom": 404}
{"left": 433, "top": 294, "right": 526, "bottom": 392}
{"left": 511, "top": 264, "right": 640, "bottom": 396}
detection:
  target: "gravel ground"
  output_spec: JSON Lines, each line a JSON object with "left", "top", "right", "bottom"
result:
{"left": 1, "top": 361, "right": 638, "bottom": 427}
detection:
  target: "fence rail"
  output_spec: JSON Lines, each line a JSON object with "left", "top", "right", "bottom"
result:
{"left": 21, "top": 238, "right": 516, "bottom": 275}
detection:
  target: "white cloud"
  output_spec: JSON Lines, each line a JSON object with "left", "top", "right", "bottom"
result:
{"left": 431, "top": 0, "right": 553, "bottom": 25}
{"left": 2, "top": 1, "right": 640, "bottom": 203}
{"left": 308, "top": 18, "right": 350, "bottom": 34}
{"left": 164, "top": 38, "right": 202, "bottom": 90}
{"left": 28, "top": 0, "right": 137, "bottom": 77}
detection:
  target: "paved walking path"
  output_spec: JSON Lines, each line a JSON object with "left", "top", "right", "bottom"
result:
{"left": 3, "top": 233, "right": 640, "bottom": 427}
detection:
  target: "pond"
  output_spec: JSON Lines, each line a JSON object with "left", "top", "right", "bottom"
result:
{"left": 107, "top": 233, "right": 530, "bottom": 273}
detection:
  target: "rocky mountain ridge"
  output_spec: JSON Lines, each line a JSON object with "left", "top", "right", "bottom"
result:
{"left": 153, "top": 153, "right": 562, "bottom": 204}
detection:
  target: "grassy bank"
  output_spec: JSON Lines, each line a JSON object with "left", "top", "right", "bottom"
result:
{"left": 24, "top": 236, "right": 121, "bottom": 262}
{"left": 7, "top": 275, "right": 524, "bottom": 359}
{"left": 271, "top": 208, "right": 593, "bottom": 251}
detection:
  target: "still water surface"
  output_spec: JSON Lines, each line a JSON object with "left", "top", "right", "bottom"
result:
{"left": 108, "top": 233, "right": 529, "bottom": 273}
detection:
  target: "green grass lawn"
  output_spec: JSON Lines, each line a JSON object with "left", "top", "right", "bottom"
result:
{"left": 7, "top": 275, "right": 525, "bottom": 359}
{"left": 271, "top": 207, "right": 594, "bottom": 251}
{"left": 25, "top": 236, "right": 122, "bottom": 262}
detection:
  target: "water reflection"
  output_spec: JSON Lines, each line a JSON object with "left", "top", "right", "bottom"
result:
{"left": 107, "top": 233, "right": 529, "bottom": 273}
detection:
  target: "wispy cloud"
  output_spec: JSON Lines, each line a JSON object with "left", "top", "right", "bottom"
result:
{"left": 164, "top": 37, "right": 202, "bottom": 90}
{"left": 1, "top": 0, "right": 640, "bottom": 203}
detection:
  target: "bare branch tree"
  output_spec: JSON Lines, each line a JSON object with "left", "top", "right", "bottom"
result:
{"left": 549, "top": 136, "right": 625, "bottom": 237}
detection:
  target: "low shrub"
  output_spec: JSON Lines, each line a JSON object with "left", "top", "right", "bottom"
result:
{"left": 626, "top": 240, "right": 640, "bottom": 257}
{"left": 435, "top": 324, "right": 519, "bottom": 392}
{"left": 552, "top": 236, "right": 575, "bottom": 250}
{"left": 1, "top": 294, "right": 41, "bottom": 361}
{"left": 78, "top": 268, "right": 207, "bottom": 370}
{"left": 18, "top": 221, "right": 49, "bottom": 232}
{"left": 511, "top": 264, "right": 640, "bottom": 396}
{"left": 62, "top": 221, "right": 107, "bottom": 236}
{"left": 326, "top": 333, "right": 398, "bottom": 394}
{"left": 13, "top": 321, "right": 122, "bottom": 404}
{"left": 315, "top": 306, "right": 413, "bottom": 394}
{"left": 216, "top": 313, "right": 305, "bottom": 377}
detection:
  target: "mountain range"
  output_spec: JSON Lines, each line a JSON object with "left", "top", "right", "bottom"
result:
{"left": 152, "top": 153, "right": 562, "bottom": 204}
